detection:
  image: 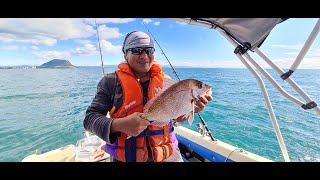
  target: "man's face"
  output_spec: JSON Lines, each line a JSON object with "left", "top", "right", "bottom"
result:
{"left": 125, "top": 47, "right": 155, "bottom": 74}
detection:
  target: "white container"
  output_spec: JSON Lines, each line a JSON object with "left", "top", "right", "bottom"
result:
{"left": 75, "top": 135, "right": 108, "bottom": 162}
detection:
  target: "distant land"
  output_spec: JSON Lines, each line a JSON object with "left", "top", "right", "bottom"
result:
{"left": 36, "top": 59, "right": 77, "bottom": 69}
{"left": 0, "top": 59, "right": 78, "bottom": 69}
{"left": 0, "top": 64, "right": 229, "bottom": 69}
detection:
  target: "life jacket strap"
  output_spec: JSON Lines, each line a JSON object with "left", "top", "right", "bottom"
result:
{"left": 136, "top": 126, "right": 174, "bottom": 138}
{"left": 125, "top": 137, "right": 137, "bottom": 162}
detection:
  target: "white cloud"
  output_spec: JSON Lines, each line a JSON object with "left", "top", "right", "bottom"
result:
{"left": 285, "top": 51, "right": 299, "bottom": 56}
{"left": 0, "top": 33, "right": 17, "bottom": 42}
{"left": 290, "top": 48, "right": 320, "bottom": 69}
{"left": 32, "top": 50, "right": 72, "bottom": 60}
{"left": 175, "top": 59, "right": 246, "bottom": 68}
{"left": 75, "top": 39, "right": 92, "bottom": 44}
{"left": 100, "top": 40, "right": 122, "bottom": 54}
{"left": 299, "top": 58, "right": 320, "bottom": 68}
{"left": 163, "top": 53, "right": 320, "bottom": 69}
{"left": 97, "top": 25, "right": 122, "bottom": 40}
{"left": 263, "top": 57, "right": 320, "bottom": 69}
{"left": 176, "top": 21, "right": 187, "bottom": 25}
{"left": 304, "top": 47, "right": 320, "bottom": 59}
{"left": 154, "top": 22, "right": 160, "bottom": 26}
{"left": 73, "top": 44, "right": 97, "bottom": 56}
{"left": 142, "top": 19, "right": 152, "bottom": 24}
{"left": 272, "top": 44, "right": 302, "bottom": 50}
{"left": 0, "top": 45, "right": 19, "bottom": 50}
{"left": 84, "top": 18, "right": 135, "bottom": 25}
{"left": 30, "top": 46, "right": 39, "bottom": 50}
{"left": 207, "top": 60, "right": 246, "bottom": 68}
{"left": 268, "top": 45, "right": 320, "bottom": 69}
{"left": 0, "top": 18, "right": 95, "bottom": 46}
{"left": 31, "top": 37, "right": 57, "bottom": 46}
{"left": 30, "top": 40, "right": 122, "bottom": 61}
{"left": 156, "top": 57, "right": 246, "bottom": 68}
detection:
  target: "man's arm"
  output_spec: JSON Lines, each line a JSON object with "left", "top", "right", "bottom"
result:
{"left": 83, "top": 74, "right": 116, "bottom": 143}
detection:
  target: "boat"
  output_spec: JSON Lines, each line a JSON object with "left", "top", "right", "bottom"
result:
{"left": 21, "top": 18, "right": 320, "bottom": 162}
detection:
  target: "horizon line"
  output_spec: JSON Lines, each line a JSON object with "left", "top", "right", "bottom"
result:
{"left": 1, "top": 64, "right": 320, "bottom": 70}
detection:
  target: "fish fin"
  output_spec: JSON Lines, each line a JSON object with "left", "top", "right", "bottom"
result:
{"left": 154, "top": 76, "right": 178, "bottom": 97}
{"left": 191, "top": 89, "right": 199, "bottom": 100}
{"left": 163, "top": 75, "right": 179, "bottom": 92}
{"left": 185, "top": 101, "right": 195, "bottom": 126}
{"left": 189, "top": 101, "right": 195, "bottom": 125}
{"left": 178, "top": 100, "right": 195, "bottom": 126}
{"left": 180, "top": 112, "right": 194, "bottom": 126}
{"left": 143, "top": 97, "right": 157, "bottom": 113}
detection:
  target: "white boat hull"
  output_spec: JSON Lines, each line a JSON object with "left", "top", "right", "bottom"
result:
{"left": 21, "top": 125, "right": 272, "bottom": 162}
{"left": 175, "top": 125, "right": 273, "bottom": 162}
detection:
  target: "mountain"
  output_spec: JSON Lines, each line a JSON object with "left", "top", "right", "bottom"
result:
{"left": 37, "top": 59, "right": 77, "bottom": 68}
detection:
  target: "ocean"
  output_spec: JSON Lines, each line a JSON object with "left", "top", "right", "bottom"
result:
{"left": 0, "top": 67, "right": 319, "bottom": 162}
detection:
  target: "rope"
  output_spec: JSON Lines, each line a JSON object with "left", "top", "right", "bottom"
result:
{"left": 95, "top": 19, "right": 105, "bottom": 75}
{"left": 224, "top": 148, "right": 246, "bottom": 162}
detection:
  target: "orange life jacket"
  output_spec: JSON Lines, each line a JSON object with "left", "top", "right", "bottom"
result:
{"left": 106, "top": 62, "right": 176, "bottom": 162}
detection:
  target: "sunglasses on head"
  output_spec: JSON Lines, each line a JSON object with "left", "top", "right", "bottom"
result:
{"left": 126, "top": 47, "right": 155, "bottom": 55}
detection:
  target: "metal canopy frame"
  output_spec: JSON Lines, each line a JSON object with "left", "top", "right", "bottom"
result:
{"left": 169, "top": 18, "right": 320, "bottom": 162}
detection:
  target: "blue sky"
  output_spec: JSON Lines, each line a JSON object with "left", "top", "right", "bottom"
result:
{"left": 0, "top": 18, "right": 319, "bottom": 68}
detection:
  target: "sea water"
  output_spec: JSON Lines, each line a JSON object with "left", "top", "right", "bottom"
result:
{"left": 0, "top": 67, "right": 319, "bottom": 162}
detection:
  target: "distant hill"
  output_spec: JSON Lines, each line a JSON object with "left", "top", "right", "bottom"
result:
{"left": 37, "top": 59, "right": 77, "bottom": 68}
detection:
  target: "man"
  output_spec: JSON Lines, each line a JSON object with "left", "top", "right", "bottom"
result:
{"left": 84, "top": 31, "right": 212, "bottom": 162}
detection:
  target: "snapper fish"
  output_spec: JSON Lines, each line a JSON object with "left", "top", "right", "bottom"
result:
{"left": 141, "top": 77, "right": 212, "bottom": 127}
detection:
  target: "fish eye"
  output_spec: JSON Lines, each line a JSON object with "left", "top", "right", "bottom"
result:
{"left": 197, "top": 83, "right": 203, "bottom": 88}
